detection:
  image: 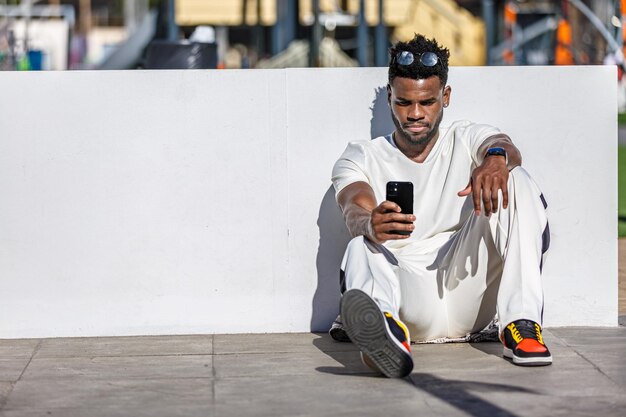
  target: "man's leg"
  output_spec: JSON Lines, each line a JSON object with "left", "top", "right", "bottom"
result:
{"left": 339, "top": 233, "right": 464, "bottom": 344}
{"left": 438, "top": 166, "right": 551, "bottom": 365}
{"left": 338, "top": 236, "right": 414, "bottom": 377}
{"left": 340, "top": 236, "right": 402, "bottom": 315}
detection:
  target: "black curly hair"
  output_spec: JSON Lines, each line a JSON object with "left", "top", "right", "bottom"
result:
{"left": 388, "top": 34, "right": 450, "bottom": 86}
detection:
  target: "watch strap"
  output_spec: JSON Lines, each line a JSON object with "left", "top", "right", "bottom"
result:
{"left": 485, "top": 147, "right": 508, "bottom": 167}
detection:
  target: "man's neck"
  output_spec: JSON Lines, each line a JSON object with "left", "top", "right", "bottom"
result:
{"left": 394, "top": 130, "right": 439, "bottom": 163}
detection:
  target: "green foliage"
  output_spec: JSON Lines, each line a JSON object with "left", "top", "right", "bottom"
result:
{"left": 619, "top": 113, "right": 626, "bottom": 125}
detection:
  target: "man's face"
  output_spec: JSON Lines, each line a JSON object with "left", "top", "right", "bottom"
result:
{"left": 387, "top": 76, "right": 451, "bottom": 148}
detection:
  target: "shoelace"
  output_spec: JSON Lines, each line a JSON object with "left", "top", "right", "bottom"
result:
{"left": 515, "top": 320, "right": 540, "bottom": 340}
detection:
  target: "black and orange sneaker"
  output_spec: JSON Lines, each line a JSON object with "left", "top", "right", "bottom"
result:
{"left": 340, "top": 289, "right": 413, "bottom": 378}
{"left": 502, "top": 319, "right": 552, "bottom": 366}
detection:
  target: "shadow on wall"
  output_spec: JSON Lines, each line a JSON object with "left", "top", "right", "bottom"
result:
{"left": 370, "top": 85, "right": 395, "bottom": 139}
{"left": 311, "top": 186, "right": 352, "bottom": 332}
{"left": 310, "top": 86, "right": 395, "bottom": 332}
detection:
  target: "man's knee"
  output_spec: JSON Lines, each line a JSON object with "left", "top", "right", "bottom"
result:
{"left": 346, "top": 235, "right": 365, "bottom": 251}
{"left": 507, "top": 166, "right": 548, "bottom": 212}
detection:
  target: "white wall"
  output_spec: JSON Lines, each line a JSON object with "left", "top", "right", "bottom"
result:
{"left": 0, "top": 66, "right": 617, "bottom": 338}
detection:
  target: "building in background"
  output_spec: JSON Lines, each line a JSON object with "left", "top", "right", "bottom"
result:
{"left": 176, "top": 0, "right": 485, "bottom": 67}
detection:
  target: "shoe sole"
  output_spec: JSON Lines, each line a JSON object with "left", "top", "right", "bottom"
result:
{"left": 329, "top": 325, "right": 351, "bottom": 343}
{"left": 341, "top": 289, "right": 413, "bottom": 378}
{"left": 503, "top": 347, "right": 553, "bottom": 366}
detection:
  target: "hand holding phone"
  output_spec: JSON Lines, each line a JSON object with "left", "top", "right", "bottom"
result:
{"left": 385, "top": 181, "right": 414, "bottom": 236}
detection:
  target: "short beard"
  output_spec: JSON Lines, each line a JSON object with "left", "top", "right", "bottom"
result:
{"left": 391, "top": 108, "right": 443, "bottom": 148}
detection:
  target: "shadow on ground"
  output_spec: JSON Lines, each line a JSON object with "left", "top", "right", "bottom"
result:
{"left": 312, "top": 334, "right": 536, "bottom": 417}
{"left": 311, "top": 333, "right": 373, "bottom": 376}
{"left": 469, "top": 341, "right": 503, "bottom": 359}
{"left": 409, "top": 373, "right": 537, "bottom": 417}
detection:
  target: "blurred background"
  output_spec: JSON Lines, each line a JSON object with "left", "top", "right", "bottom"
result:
{"left": 0, "top": 1, "right": 623, "bottom": 71}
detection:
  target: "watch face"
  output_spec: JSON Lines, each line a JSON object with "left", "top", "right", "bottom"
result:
{"left": 486, "top": 147, "right": 506, "bottom": 157}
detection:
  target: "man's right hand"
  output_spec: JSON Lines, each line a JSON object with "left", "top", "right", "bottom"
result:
{"left": 368, "top": 201, "right": 415, "bottom": 243}
{"left": 337, "top": 181, "right": 415, "bottom": 244}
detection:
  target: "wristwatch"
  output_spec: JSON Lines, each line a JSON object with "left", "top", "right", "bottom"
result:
{"left": 485, "top": 147, "right": 508, "bottom": 166}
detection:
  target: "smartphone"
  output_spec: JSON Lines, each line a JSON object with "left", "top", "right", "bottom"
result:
{"left": 386, "top": 181, "right": 414, "bottom": 235}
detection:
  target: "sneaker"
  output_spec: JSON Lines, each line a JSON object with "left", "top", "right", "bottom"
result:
{"left": 329, "top": 315, "right": 351, "bottom": 343}
{"left": 502, "top": 319, "right": 552, "bottom": 366}
{"left": 340, "top": 289, "right": 413, "bottom": 378}
{"left": 360, "top": 351, "right": 382, "bottom": 374}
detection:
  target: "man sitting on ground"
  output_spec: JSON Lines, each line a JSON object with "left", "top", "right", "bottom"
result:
{"left": 330, "top": 34, "right": 552, "bottom": 378}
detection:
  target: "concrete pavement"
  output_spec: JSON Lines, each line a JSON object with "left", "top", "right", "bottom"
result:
{"left": 1, "top": 326, "right": 625, "bottom": 417}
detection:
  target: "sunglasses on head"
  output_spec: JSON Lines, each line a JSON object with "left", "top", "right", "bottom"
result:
{"left": 394, "top": 51, "right": 439, "bottom": 67}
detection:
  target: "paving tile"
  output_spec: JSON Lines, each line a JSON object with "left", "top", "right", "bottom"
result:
{"left": 546, "top": 327, "right": 626, "bottom": 386}
{"left": 0, "top": 359, "right": 31, "bottom": 383}
{"left": 3, "top": 378, "right": 213, "bottom": 417}
{"left": 21, "top": 355, "right": 213, "bottom": 381}
{"left": 1, "top": 410, "right": 210, "bottom": 417}
{"left": 408, "top": 373, "right": 626, "bottom": 417}
{"left": 214, "top": 373, "right": 448, "bottom": 417}
{"left": 213, "top": 332, "right": 357, "bottom": 354}
{"left": 214, "top": 350, "right": 370, "bottom": 378}
{"left": 0, "top": 381, "right": 13, "bottom": 406}
{"left": 548, "top": 327, "right": 626, "bottom": 346}
{"left": 408, "top": 373, "right": 551, "bottom": 417}
{"left": 0, "top": 340, "right": 39, "bottom": 359}
{"left": 410, "top": 343, "right": 508, "bottom": 372}
{"left": 565, "top": 345, "right": 626, "bottom": 386}
{"left": 35, "top": 335, "right": 213, "bottom": 358}
{"left": 469, "top": 393, "right": 626, "bottom": 417}
{"left": 417, "top": 360, "right": 623, "bottom": 397}
{"left": 1, "top": 407, "right": 215, "bottom": 417}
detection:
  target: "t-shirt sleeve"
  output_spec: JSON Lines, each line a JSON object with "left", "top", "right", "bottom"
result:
{"left": 331, "top": 142, "right": 369, "bottom": 197}
{"left": 457, "top": 122, "right": 502, "bottom": 164}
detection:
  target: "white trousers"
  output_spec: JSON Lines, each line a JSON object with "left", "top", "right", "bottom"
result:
{"left": 340, "top": 167, "right": 549, "bottom": 342}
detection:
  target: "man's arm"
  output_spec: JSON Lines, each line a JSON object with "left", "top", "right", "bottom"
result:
{"left": 337, "top": 181, "right": 415, "bottom": 244}
{"left": 458, "top": 134, "right": 522, "bottom": 216}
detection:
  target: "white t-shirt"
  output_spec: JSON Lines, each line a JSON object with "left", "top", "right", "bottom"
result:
{"left": 331, "top": 120, "right": 501, "bottom": 251}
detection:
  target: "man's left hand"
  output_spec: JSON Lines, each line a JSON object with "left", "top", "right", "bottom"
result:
{"left": 457, "top": 155, "right": 508, "bottom": 216}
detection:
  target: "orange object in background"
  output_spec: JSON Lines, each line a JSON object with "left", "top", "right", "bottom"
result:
{"left": 503, "top": 49, "right": 515, "bottom": 65}
{"left": 503, "top": 2, "right": 517, "bottom": 65}
{"left": 504, "top": 2, "right": 517, "bottom": 25}
{"left": 555, "top": 18, "right": 574, "bottom": 65}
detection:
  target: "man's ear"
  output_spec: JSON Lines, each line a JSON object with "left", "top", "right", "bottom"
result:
{"left": 387, "top": 83, "right": 392, "bottom": 104}
{"left": 443, "top": 85, "right": 452, "bottom": 108}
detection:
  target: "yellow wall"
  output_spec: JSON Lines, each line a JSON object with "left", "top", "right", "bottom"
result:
{"left": 177, "top": 0, "right": 277, "bottom": 26}
{"left": 300, "top": 0, "right": 415, "bottom": 26}
{"left": 391, "top": 0, "right": 485, "bottom": 66}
